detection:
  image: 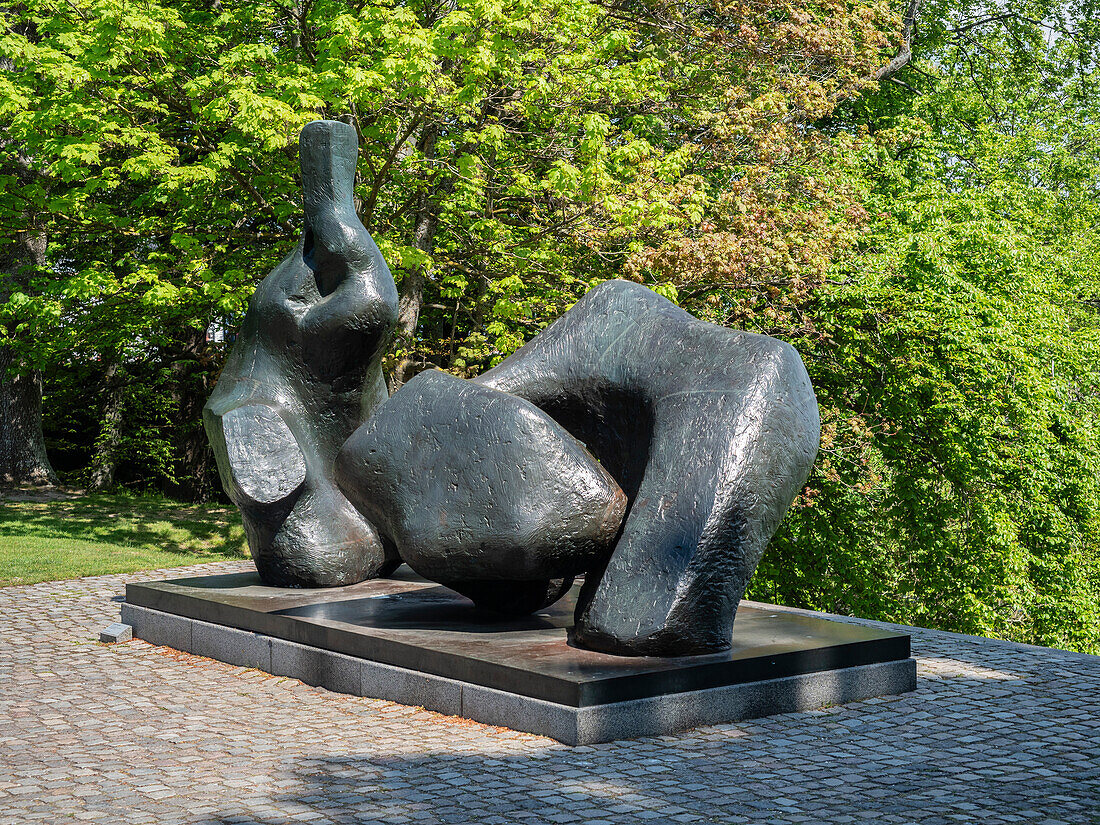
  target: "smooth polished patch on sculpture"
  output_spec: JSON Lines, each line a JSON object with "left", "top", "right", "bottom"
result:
{"left": 212, "top": 405, "right": 307, "bottom": 506}
{"left": 335, "top": 369, "right": 627, "bottom": 613}
{"left": 205, "top": 120, "right": 821, "bottom": 656}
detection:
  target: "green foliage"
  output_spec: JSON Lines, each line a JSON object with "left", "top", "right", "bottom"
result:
{"left": 752, "top": 176, "right": 1100, "bottom": 653}
{"left": 745, "top": 3, "right": 1100, "bottom": 653}
{"left": 43, "top": 356, "right": 179, "bottom": 488}
{"left": 0, "top": 0, "right": 894, "bottom": 374}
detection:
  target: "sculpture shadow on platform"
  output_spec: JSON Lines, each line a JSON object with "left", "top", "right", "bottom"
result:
{"left": 205, "top": 119, "right": 820, "bottom": 657}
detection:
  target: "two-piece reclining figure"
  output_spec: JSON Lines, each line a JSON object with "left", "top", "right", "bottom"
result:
{"left": 205, "top": 121, "right": 819, "bottom": 657}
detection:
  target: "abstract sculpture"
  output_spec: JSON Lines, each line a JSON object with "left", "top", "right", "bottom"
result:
{"left": 205, "top": 120, "right": 820, "bottom": 656}
{"left": 335, "top": 368, "right": 628, "bottom": 616}
{"left": 203, "top": 120, "right": 398, "bottom": 587}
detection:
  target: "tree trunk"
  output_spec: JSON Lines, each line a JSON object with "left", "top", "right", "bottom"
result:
{"left": 86, "top": 356, "right": 125, "bottom": 492}
{"left": 0, "top": 21, "right": 56, "bottom": 487}
{"left": 166, "top": 325, "right": 218, "bottom": 502}
{"left": 871, "top": 0, "right": 920, "bottom": 82}
{"left": 0, "top": 347, "right": 57, "bottom": 486}
{"left": 390, "top": 125, "right": 440, "bottom": 391}
{"left": 392, "top": 271, "right": 427, "bottom": 389}
{"left": 0, "top": 225, "right": 56, "bottom": 487}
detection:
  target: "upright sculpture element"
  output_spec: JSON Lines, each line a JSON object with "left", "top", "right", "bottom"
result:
{"left": 204, "top": 120, "right": 399, "bottom": 587}
{"left": 206, "top": 120, "right": 820, "bottom": 657}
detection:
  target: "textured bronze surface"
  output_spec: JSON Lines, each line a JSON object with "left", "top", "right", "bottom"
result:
{"left": 205, "top": 120, "right": 820, "bottom": 656}
{"left": 335, "top": 369, "right": 627, "bottom": 613}
{"left": 475, "top": 280, "right": 820, "bottom": 655}
{"left": 203, "top": 120, "right": 398, "bottom": 587}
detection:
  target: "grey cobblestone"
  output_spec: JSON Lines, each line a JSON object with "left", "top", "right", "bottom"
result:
{"left": 1, "top": 561, "right": 1098, "bottom": 823}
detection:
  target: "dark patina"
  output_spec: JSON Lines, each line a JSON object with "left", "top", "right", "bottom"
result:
{"left": 205, "top": 120, "right": 821, "bottom": 657}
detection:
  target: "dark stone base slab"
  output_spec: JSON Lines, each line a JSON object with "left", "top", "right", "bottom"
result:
{"left": 122, "top": 569, "right": 916, "bottom": 744}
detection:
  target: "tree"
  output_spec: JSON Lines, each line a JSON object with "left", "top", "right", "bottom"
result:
{"left": 0, "top": 0, "right": 896, "bottom": 486}
{"left": 8, "top": 0, "right": 1097, "bottom": 653}
{"left": 0, "top": 14, "right": 56, "bottom": 486}
{"left": 0, "top": 221, "right": 57, "bottom": 486}
{"left": 737, "top": 0, "right": 1100, "bottom": 652}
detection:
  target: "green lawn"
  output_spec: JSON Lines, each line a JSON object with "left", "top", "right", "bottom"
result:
{"left": 0, "top": 491, "right": 249, "bottom": 586}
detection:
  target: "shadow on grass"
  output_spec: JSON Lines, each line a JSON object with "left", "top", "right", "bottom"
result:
{"left": 0, "top": 493, "right": 247, "bottom": 559}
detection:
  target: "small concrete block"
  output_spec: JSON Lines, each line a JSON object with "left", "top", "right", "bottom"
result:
{"left": 360, "top": 659, "right": 462, "bottom": 716}
{"left": 99, "top": 623, "right": 132, "bottom": 644}
{"left": 191, "top": 620, "right": 272, "bottom": 671}
{"left": 270, "top": 639, "right": 361, "bottom": 695}
{"left": 121, "top": 604, "right": 192, "bottom": 651}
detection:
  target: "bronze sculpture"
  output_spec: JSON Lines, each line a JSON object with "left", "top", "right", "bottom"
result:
{"left": 205, "top": 119, "right": 820, "bottom": 657}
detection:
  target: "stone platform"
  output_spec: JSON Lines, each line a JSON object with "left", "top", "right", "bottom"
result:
{"left": 122, "top": 567, "right": 915, "bottom": 744}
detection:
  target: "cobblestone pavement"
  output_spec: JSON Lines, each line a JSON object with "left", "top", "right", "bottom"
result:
{"left": 1, "top": 561, "right": 1098, "bottom": 825}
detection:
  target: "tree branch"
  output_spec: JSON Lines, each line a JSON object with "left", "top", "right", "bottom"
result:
{"left": 362, "top": 116, "right": 421, "bottom": 230}
{"left": 872, "top": 0, "right": 920, "bottom": 82}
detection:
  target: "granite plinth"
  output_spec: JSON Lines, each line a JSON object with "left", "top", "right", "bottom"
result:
{"left": 123, "top": 568, "right": 916, "bottom": 744}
